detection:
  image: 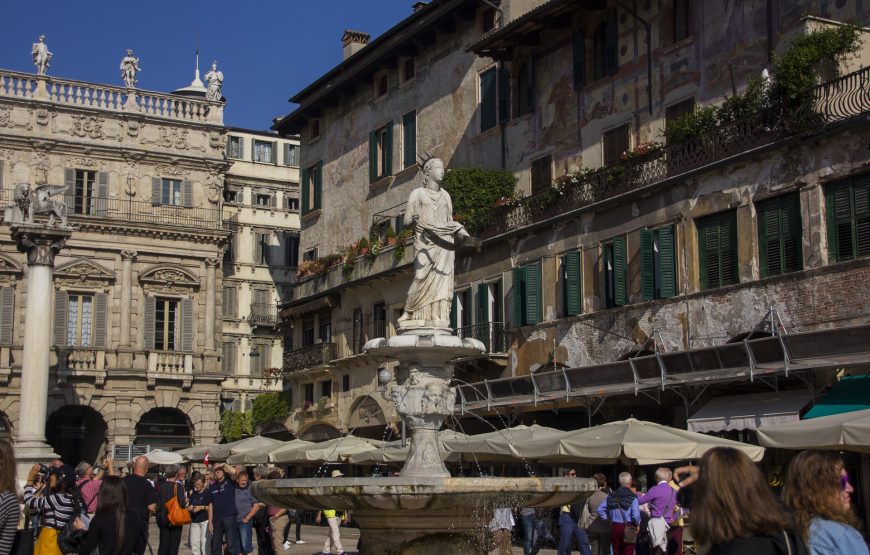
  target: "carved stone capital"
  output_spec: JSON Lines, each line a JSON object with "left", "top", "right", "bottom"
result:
{"left": 11, "top": 224, "right": 72, "bottom": 267}
{"left": 121, "top": 250, "right": 138, "bottom": 261}
{"left": 204, "top": 257, "right": 221, "bottom": 269}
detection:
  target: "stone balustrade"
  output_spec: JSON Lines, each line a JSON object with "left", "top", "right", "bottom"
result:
{"left": 147, "top": 351, "right": 193, "bottom": 388}
{"left": 0, "top": 69, "right": 223, "bottom": 124}
{"left": 57, "top": 348, "right": 107, "bottom": 386}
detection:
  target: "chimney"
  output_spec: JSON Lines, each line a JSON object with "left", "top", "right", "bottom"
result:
{"left": 342, "top": 29, "right": 371, "bottom": 60}
{"left": 412, "top": 1, "right": 428, "bottom": 12}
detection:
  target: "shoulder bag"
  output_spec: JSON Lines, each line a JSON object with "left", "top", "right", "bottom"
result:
{"left": 621, "top": 508, "right": 638, "bottom": 544}
{"left": 165, "top": 483, "right": 191, "bottom": 527}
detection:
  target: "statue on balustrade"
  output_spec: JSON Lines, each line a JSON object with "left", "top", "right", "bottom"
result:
{"left": 32, "top": 35, "right": 52, "bottom": 75}
{"left": 205, "top": 61, "right": 223, "bottom": 101}
{"left": 4, "top": 183, "right": 71, "bottom": 229}
{"left": 120, "top": 49, "right": 141, "bottom": 88}
{"left": 398, "top": 157, "right": 474, "bottom": 332}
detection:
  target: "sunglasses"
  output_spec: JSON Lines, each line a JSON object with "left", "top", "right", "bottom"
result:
{"left": 841, "top": 472, "right": 850, "bottom": 492}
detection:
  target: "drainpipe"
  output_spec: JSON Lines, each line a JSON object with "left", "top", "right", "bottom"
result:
{"left": 616, "top": 1, "right": 654, "bottom": 115}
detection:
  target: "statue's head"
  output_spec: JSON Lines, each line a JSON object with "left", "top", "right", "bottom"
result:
{"left": 126, "top": 49, "right": 133, "bottom": 56}
{"left": 422, "top": 158, "right": 444, "bottom": 186}
{"left": 13, "top": 183, "right": 30, "bottom": 200}
{"left": 38, "top": 35, "right": 45, "bottom": 42}
{"left": 212, "top": 61, "right": 218, "bottom": 70}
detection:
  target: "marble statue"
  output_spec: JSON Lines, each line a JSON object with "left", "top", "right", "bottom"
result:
{"left": 5, "top": 183, "right": 71, "bottom": 228}
{"left": 120, "top": 50, "right": 141, "bottom": 88}
{"left": 205, "top": 61, "right": 223, "bottom": 101}
{"left": 398, "top": 158, "right": 470, "bottom": 331}
{"left": 32, "top": 35, "right": 52, "bottom": 76}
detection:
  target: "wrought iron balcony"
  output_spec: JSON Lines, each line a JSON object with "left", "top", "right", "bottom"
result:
{"left": 283, "top": 342, "right": 337, "bottom": 373}
{"left": 250, "top": 303, "right": 278, "bottom": 327}
{"left": 467, "top": 66, "right": 870, "bottom": 240}
{"left": 456, "top": 322, "right": 511, "bottom": 354}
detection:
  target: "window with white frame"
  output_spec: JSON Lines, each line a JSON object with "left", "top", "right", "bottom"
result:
{"left": 227, "top": 136, "right": 244, "bottom": 159}
{"left": 154, "top": 297, "right": 178, "bottom": 351}
{"left": 253, "top": 140, "right": 275, "bottom": 164}
{"left": 162, "top": 179, "right": 183, "bottom": 206}
{"left": 67, "top": 293, "right": 94, "bottom": 347}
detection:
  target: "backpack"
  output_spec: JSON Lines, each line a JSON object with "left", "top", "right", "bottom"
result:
{"left": 57, "top": 494, "right": 87, "bottom": 554}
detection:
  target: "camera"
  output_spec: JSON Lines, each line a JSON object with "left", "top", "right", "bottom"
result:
{"left": 36, "top": 463, "right": 49, "bottom": 477}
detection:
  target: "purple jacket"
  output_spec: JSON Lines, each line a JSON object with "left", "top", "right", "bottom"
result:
{"left": 636, "top": 481, "right": 677, "bottom": 522}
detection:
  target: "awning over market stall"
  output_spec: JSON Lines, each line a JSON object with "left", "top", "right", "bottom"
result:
{"left": 757, "top": 408, "right": 870, "bottom": 453}
{"left": 804, "top": 375, "right": 870, "bottom": 419}
{"left": 226, "top": 439, "right": 313, "bottom": 465}
{"left": 269, "top": 436, "right": 385, "bottom": 464}
{"left": 687, "top": 389, "right": 812, "bottom": 433}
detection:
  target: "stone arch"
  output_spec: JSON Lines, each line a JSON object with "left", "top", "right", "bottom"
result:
{"left": 135, "top": 407, "right": 193, "bottom": 451}
{"left": 260, "top": 422, "right": 294, "bottom": 441}
{"left": 46, "top": 405, "right": 108, "bottom": 465}
{"left": 297, "top": 423, "right": 341, "bottom": 442}
{"left": 347, "top": 395, "right": 391, "bottom": 439}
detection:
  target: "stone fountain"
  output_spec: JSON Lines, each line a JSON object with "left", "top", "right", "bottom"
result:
{"left": 253, "top": 159, "right": 594, "bottom": 554}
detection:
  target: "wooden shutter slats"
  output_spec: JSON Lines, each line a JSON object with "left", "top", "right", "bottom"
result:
{"left": 143, "top": 296, "right": 156, "bottom": 350}
{"left": 0, "top": 287, "right": 14, "bottom": 345}
{"left": 564, "top": 252, "right": 581, "bottom": 316}
{"left": 181, "top": 298, "right": 194, "bottom": 352}
{"left": 513, "top": 266, "right": 525, "bottom": 327}
{"left": 612, "top": 236, "right": 627, "bottom": 306}
{"left": 54, "top": 291, "right": 68, "bottom": 346}
{"left": 525, "top": 262, "right": 541, "bottom": 325}
{"left": 659, "top": 225, "right": 676, "bottom": 299}
{"left": 314, "top": 161, "right": 323, "bottom": 210}
{"left": 93, "top": 293, "right": 108, "bottom": 348}
{"left": 301, "top": 167, "right": 310, "bottom": 213}
{"left": 640, "top": 228, "right": 655, "bottom": 301}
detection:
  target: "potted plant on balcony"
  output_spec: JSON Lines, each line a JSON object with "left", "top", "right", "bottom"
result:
{"left": 358, "top": 236, "right": 370, "bottom": 255}
{"left": 317, "top": 395, "right": 331, "bottom": 409}
{"left": 385, "top": 225, "right": 397, "bottom": 246}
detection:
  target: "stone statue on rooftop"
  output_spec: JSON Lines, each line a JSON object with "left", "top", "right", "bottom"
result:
{"left": 32, "top": 35, "right": 52, "bottom": 76}
{"left": 397, "top": 158, "right": 471, "bottom": 333}
{"left": 120, "top": 49, "right": 141, "bottom": 88}
{"left": 205, "top": 61, "right": 224, "bottom": 101}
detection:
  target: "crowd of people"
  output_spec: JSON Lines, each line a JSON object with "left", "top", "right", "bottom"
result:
{"left": 0, "top": 441, "right": 312, "bottom": 555}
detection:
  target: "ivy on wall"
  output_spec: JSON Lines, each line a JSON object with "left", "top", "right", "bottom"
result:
{"left": 442, "top": 167, "right": 518, "bottom": 224}
{"left": 251, "top": 392, "right": 291, "bottom": 427}
{"left": 219, "top": 410, "right": 253, "bottom": 442}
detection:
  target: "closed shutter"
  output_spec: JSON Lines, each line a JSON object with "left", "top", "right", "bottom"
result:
{"left": 369, "top": 131, "right": 377, "bottom": 182}
{"left": 262, "top": 233, "right": 272, "bottom": 265}
{"left": 480, "top": 68, "right": 497, "bottom": 132}
{"left": 563, "top": 251, "right": 581, "bottom": 316}
{"left": 395, "top": 214, "right": 405, "bottom": 235}
{"left": 143, "top": 296, "right": 156, "bottom": 350}
{"left": 403, "top": 112, "right": 416, "bottom": 168}
{"left": 759, "top": 194, "right": 802, "bottom": 277}
{"left": 497, "top": 66, "right": 511, "bottom": 124}
{"left": 64, "top": 169, "right": 76, "bottom": 212}
{"left": 223, "top": 286, "right": 237, "bottom": 319}
{"left": 0, "top": 160, "right": 4, "bottom": 195}
{"left": 477, "top": 282, "right": 489, "bottom": 323}
{"left": 699, "top": 211, "right": 738, "bottom": 289}
{"left": 96, "top": 171, "right": 109, "bottom": 216}
{"left": 54, "top": 291, "right": 68, "bottom": 346}
{"left": 659, "top": 225, "right": 677, "bottom": 298}
{"left": 512, "top": 266, "right": 525, "bottom": 327}
{"left": 450, "top": 292, "right": 457, "bottom": 330}
{"left": 314, "top": 161, "right": 323, "bottom": 210}
{"left": 0, "top": 287, "right": 14, "bottom": 344}
{"left": 572, "top": 29, "right": 586, "bottom": 88}
{"left": 385, "top": 122, "right": 393, "bottom": 176}
{"left": 93, "top": 293, "right": 108, "bottom": 348}
{"left": 605, "top": 7, "right": 619, "bottom": 75}
{"left": 222, "top": 341, "right": 237, "bottom": 374}
{"left": 640, "top": 228, "right": 655, "bottom": 301}
{"left": 855, "top": 174, "right": 870, "bottom": 258}
{"left": 181, "top": 298, "right": 194, "bottom": 352}
{"left": 525, "top": 262, "right": 541, "bottom": 325}
{"left": 612, "top": 236, "right": 627, "bottom": 306}
{"left": 603, "top": 124, "right": 630, "bottom": 167}
{"left": 260, "top": 343, "right": 272, "bottom": 374}
{"left": 301, "top": 167, "right": 310, "bottom": 213}
{"left": 253, "top": 232, "right": 263, "bottom": 265}
{"left": 271, "top": 142, "right": 277, "bottom": 165}
{"left": 236, "top": 190, "right": 244, "bottom": 205}
{"left": 151, "top": 177, "right": 162, "bottom": 205}
{"left": 182, "top": 180, "right": 193, "bottom": 207}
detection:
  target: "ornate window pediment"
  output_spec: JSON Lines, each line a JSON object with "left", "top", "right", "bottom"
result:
{"left": 0, "top": 255, "right": 22, "bottom": 287}
{"left": 55, "top": 259, "right": 115, "bottom": 289}
{"left": 139, "top": 264, "right": 199, "bottom": 295}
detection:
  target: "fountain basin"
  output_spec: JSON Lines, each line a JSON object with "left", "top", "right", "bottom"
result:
{"left": 253, "top": 476, "right": 595, "bottom": 554}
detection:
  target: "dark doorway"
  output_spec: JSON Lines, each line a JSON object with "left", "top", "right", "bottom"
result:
{"left": 135, "top": 408, "right": 192, "bottom": 451}
{"left": 46, "top": 405, "right": 107, "bottom": 465}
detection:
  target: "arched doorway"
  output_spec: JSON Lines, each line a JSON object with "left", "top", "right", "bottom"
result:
{"left": 259, "top": 422, "right": 294, "bottom": 441}
{"left": 298, "top": 423, "right": 341, "bottom": 442}
{"left": 348, "top": 396, "right": 394, "bottom": 440}
{"left": 46, "top": 406, "right": 107, "bottom": 465}
{"left": 135, "top": 408, "right": 192, "bottom": 452}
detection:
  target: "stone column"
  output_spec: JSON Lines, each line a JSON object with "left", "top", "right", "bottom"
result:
{"left": 11, "top": 223, "right": 72, "bottom": 478}
{"left": 119, "top": 250, "right": 137, "bottom": 347}
{"left": 204, "top": 258, "right": 219, "bottom": 351}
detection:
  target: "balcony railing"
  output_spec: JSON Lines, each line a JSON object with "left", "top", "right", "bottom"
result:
{"left": 0, "top": 190, "right": 223, "bottom": 230}
{"left": 250, "top": 303, "right": 279, "bottom": 327}
{"left": 467, "top": 66, "right": 870, "bottom": 240}
{"left": 283, "top": 342, "right": 337, "bottom": 373}
{"left": 456, "top": 322, "right": 511, "bottom": 353}
{"left": 0, "top": 69, "right": 223, "bottom": 124}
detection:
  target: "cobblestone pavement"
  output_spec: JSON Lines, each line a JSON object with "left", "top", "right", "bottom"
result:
{"left": 151, "top": 523, "right": 562, "bottom": 554}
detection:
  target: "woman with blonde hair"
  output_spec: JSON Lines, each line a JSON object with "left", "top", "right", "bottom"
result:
{"left": 0, "top": 439, "right": 21, "bottom": 552}
{"left": 782, "top": 450, "right": 868, "bottom": 555}
{"left": 675, "top": 447, "right": 805, "bottom": 554}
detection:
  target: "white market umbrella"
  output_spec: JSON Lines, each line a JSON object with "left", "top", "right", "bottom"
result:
{"left": 757, "top": 408, "right": 870, "bottom": 453}
{"left": 226, "top": 439, "right": 313, "bottom": 465}
{"left": 442, "top": 424, "right": 563, "bottom": 461}
{"left": 208, "top": 436, "right": 284, "bottom": 462}
{"left": 176, "top": 438, "right": 246, "bottom": 462}
{"left": 347, "top": 430, "right": 468, "bottom": 464}
{"left": 143, "top": 449, "right": 185, "bottom": 465}
{"left": 269, "top": 436, "right": 385, "bottom": 464}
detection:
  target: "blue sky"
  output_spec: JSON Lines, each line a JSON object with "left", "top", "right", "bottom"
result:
{"left": 0, "top": 1, "right": 414, "bottom": 130}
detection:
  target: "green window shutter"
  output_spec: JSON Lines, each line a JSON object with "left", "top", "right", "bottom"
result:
{"left": 780, "top": 194, "right": 803, "bottom": 273}
{"left": 151, "top": 177, "right": 162, "bottom": 205}
{"left": 525, "top": 262, "right": 541, "bottom": 325}
{"left": 759, "top": 194, "right": 803, "bottom": 277}
{"left": 758, "top": 201, "right": 773, "bottom": 277}
{"left": 0, "top": 287, "right": 14, "bottom": 345}
{"left": 301, "top": 167, "right": 310, "bottom": 213}
{"left": 698, "top": 221, "right": 709, "bottom": 290}
{"left": 181, "top": 298, "right": 194, "bottom": 352}
{"left": 855, "top": 174, "right": 870, "bottom": 257}
{"left": 314, "top": 161, "right": 323, "bottom": 210}
{"left": 563, "top": 251, "right": 581, "bottom": 316}
{"left": 480, "top": 68, "right": 497, "bottom": 132}
{"left": 497, "top": 66, "right": 511, "bottom": 124}
{"left": 403, "top": 112, "right": 416, "bottom": 168}
{"left": 54, "top": 291, "right": 68, "bottom": 346}
{"left": 572, "top": 29, "right": 586, "bottom": 88}
{"left": 143, "top": 296, "right": 156, "bottom": 350}
{"left": 640, "top": 228, "right": 655, "bottom": 301}
{"left": 659, "top": 225, "right": 676, "bottom": 298}
{"left": 830, "top": 183, "right": 854, "bottom": 261}
{"left": 64, "top": 168, "right": 76, "bottom": 211}
{"left": 93, "top": 293, "right": 108, "bottom": 348}
{"left": 477, "top": 282, "right": 489, "bottom": 323}
{"left": 721, "top": 211, "right": 739, "bottom": 286}
{"left": 700, "top": 211, "right": 739, "bottom": 289}
{"left": 369, "top": 130, "right": 377, "bottom": 183}
{"left": 385, "top": 122, "right": 394, "bottom": 176}
{"left": 513, "top": 266, "right": 525, "bottom": 327}
{"left": 613, "top": 236, "right": 627, "bottom": 306}
{"left": 450, "top": 292, "right": 457, "bottom": 330}
{"left": 182, "top": 180, "right": 193, "bottom": 207}
{"left": 605, "top": 8, "right": 619, "bottom": 75}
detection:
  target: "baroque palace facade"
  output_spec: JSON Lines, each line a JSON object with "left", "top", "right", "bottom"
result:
{"left": 274, "top": 0, "right": 870, "bottom": 441}
{"left": 0, "top": 64, "right": 300, "bottom": 462}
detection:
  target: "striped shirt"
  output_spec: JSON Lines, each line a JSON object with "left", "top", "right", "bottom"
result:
{"left": 0, "top": 491, "right": 20, "bottom": 553}
{"left": 23, "top": 486, "right": 77, "bottom": 530}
